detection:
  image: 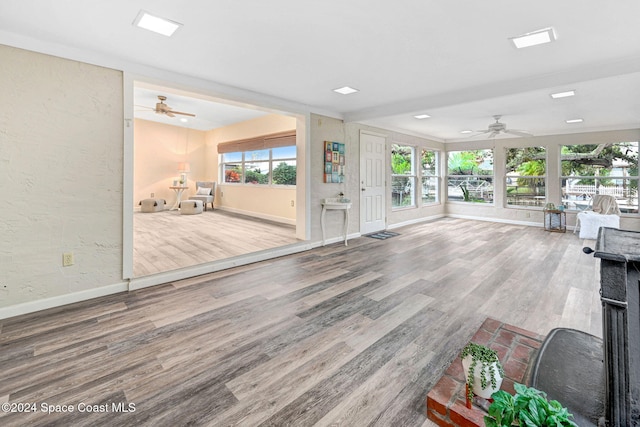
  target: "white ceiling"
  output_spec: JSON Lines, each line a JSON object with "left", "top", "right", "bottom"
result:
{"left": 1, "top": 0, "right": 640, "bottom": 140}
{"left": 133, "top": 84, "right": 269, "bottom": 131}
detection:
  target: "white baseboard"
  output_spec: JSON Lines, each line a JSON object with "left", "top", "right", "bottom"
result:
{"left": 320, "top": 232, "right": 362, "bottom": 247}
{"left": 387, "top": 214, "right": 446, "bottom": 230}
{"left": 0, "top": 281, "right": 129, "bottom": 320}
{"left": 447, "top": 213, "right": 543, "bottom": 228}
{"left": 216, "top": 206, "right": 295, "bottom": 226}
{"left": 129, "top": 240, "right": 318, "bottom": 291}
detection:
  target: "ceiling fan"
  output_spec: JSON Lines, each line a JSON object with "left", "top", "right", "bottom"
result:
{"left": 473, "top": 115, "right": 530, "bottom": 138}
{"left": 144, "top": 95, "right": 196, "bottom": 118}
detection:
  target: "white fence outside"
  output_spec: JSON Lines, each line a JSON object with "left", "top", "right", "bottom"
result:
{"left": 565, "top": 184, "right": 629, "bottom": 198}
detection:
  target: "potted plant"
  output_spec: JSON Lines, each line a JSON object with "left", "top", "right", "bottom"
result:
{"left": 461, "top": 342, "right": 504, "bottom": 402}
{"left": 484, "top": 383, "right": 578, "bottom": 427}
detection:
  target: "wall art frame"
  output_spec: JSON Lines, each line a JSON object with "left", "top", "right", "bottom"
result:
{"left": 324, "top": 141, "right": 345, "bottom": 183}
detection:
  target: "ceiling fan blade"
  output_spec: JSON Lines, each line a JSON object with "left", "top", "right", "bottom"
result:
{"left": 165, "top": 111, "right": 175, "bottom": 118}
{"left": 170, "top": 110, "right": 196, "bottom": 117}
{"left": 488, "top": 131, "right": 500, "bottom": 138}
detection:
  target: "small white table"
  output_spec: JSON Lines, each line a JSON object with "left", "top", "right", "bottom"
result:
{"left": 169, "top": 186, "right": 189, "bottom": 210}
{"left": 321, "top": 198, "right": 352, "bottom": 246}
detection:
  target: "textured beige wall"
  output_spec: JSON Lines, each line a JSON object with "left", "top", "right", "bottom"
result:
{"left": 309, "top": 115, "right": 448, "bottom": 242}
{"left": 133, "top": 119, "right": 207, "bottom": 207}
{"left": 309, "top": 115, "right": 347, "bottom": 241}
{"left": 0, "top": 44, "right": 124, "bottom": 308}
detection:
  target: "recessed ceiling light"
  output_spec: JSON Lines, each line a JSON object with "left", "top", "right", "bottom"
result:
{"left": 333, "top": 86, "right": 359, "bottom": 95}
{"left": 460, "top": 130, "right": 473, "bottom": 134}
{"left": 180, "top": 118, "right": 188, "bottom": 123}
{"left": 133, "top": 10, "right": 182, "bottom": 37}
{"left": 551, "top": 90, "right": 575, "bottom": 99}
{"left": 510, "top": 27, "right": 556, "bottom": 49}
{"left": 413, "top": 114, "right": 431, "bottom": 119}
{"left": 566, "top": 118, "right": 584, "bottom": 124}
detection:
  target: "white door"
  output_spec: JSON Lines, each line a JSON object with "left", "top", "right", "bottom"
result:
{"left": 360, "top": 131, "right": 386, "bottom": 234}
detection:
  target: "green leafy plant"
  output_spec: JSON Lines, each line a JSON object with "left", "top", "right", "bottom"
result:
{"left": 461, "top": 342, "right": 504, "bottom": 402}
{"left": 484, "top": 383, "right": 578, "bottom": 427}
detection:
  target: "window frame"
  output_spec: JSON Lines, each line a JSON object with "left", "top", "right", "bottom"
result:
{"left": 391, "top": 144, "right": 417, "bottom": 210}
{"left": 220, "top": 146, "right": 297, "bottom": 187}
{"left": 420, "top": 148, "right": 439, "bottom": 205}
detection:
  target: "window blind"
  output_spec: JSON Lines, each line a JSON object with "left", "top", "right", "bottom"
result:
{"left": 217, "top": 130, "right": 296, "bottom": 154}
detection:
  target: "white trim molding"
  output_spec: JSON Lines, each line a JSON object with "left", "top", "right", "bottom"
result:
{"left": 0, "top": 282, "right": 129, "bottom": 320}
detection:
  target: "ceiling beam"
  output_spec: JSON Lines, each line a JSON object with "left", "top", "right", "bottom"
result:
{"left": 343, "top": 56, "right": 640, "bottom": 123}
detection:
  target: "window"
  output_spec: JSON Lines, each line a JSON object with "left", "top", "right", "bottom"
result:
{"left": 505, "top": 146, "right": 546, "bottom": 207}
{"left": 561, "top": 142, "right": 638, "bottom": 213}
{"left": 222, "top": 152, "right": 242, "bottom": 183}
{"left": 218, "top": 131, "right": 297, "bottom": 186}
{"left": 447, "top": 150, "right": 493, "bottom": 203}
{"left": 391, "top": 144, "right": 416, "bottom": 208}
{"left": 421, "top": 149, "right": 438, "bottom": 204}
{"left": 271, "top": 146, "right": 297, "bottom": 185}
{"left": 221, "top": 147, "right": 296, "bottom": 186}
{"left": 244, "top": 149, "right": 270, "bottom": 184}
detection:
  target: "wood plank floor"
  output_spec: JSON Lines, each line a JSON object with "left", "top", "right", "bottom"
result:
{"left": 133, "top": 209, "right": 299, "bottom": 277}
{"left": 0, "top": 218, "right": 601, "bottom": 427}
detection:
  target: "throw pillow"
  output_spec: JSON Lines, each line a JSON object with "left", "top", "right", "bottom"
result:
{"left": 196, "top": 187, "right": 211, "bottom": 195}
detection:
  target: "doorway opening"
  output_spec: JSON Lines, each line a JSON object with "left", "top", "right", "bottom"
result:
{"left": 131, "top": 81, "right": 306, "bottom": 278}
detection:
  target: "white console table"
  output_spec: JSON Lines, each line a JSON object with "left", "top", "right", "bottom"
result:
{"left": 321, "top": 198, "right": 352, "bottom": 246}
{"left": 169, "top": 186, "right": 189, "bottom": 210}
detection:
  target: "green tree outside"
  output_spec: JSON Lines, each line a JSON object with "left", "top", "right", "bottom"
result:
{"left": 272, "top": 162, "right": 296, "bottom": 185}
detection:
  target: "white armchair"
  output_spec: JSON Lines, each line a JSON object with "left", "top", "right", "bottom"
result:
{"left": 575, "top": 194, "right": 620, "bottom": 239}
{"left": 189, "top": 181, "right": 216, "bottom": 211}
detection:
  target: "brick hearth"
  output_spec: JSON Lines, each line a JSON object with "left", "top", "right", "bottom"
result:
{"left": 426, "top": 318, "right": 545, "bottom": 427}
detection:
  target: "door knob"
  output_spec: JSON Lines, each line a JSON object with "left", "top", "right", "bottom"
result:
{"left": 361, "top": 188, "right": 366, "bottom": 191}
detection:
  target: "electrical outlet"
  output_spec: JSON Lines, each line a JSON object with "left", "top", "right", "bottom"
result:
{"left": 525, "top": 212, "right": 531, "bottom": 218}
{"left": 150, "top": 192, "right": 155, "bottom": 198}
{"left": 291, "top": 200, "right": 294, "bottom": 207}
{"left": 63, "top": 252, "right": 74, "bottom": 267}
